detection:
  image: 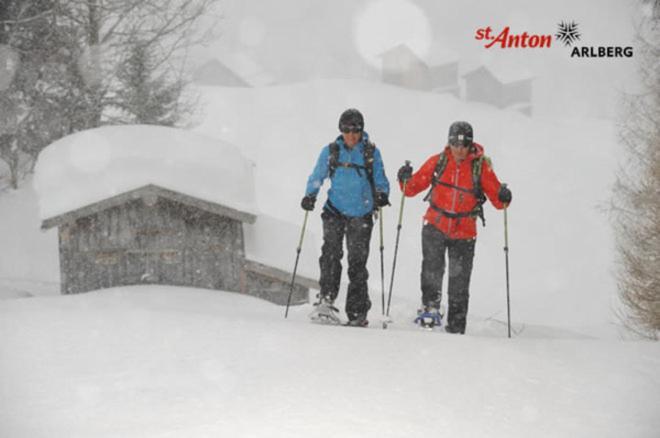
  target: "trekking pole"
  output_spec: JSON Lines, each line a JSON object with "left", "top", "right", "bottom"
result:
{"left": 379, "top": 208, "right": 385, "bottom": 316}
{"left": 503, "top": 204, "right": 512, "bottom": 338}
{"left": 284, "top": 210, "right": 309, "bottom": 318}
{"left": 385, "top": 161, "right": 410, "bottom": 324}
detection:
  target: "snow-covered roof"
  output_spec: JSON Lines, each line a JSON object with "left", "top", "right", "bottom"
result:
{"left": 461, "top": 63, "right": 534, "bottom": 84}
{"left": 33, "top": 125, "right": 258, "bottom": 222}
{"left": 378, "top": 43, "right": 424, "bottom": 62}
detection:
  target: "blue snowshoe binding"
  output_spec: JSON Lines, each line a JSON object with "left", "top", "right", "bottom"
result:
{"left": 414, "top": 306, "right": 443, "bottom": 329}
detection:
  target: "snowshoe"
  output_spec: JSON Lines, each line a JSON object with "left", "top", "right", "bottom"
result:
{"left": 414, "top": 306, "right": 443, "bottom": 329}
{"left": 309, "top": 296, "right": 341, "bottom": 325}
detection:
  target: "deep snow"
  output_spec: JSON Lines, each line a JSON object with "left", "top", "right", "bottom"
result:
{"left": 1, "top": 286, "right": 658, "bottom": 438}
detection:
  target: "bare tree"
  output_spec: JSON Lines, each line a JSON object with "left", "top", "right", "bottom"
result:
{"left": 613, "top": 3, "right": 660, "bottom": 339}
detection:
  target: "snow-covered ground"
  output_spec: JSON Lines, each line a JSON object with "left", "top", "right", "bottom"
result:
{"left": 1, "top": 286, "right": 658, "bottom": 437}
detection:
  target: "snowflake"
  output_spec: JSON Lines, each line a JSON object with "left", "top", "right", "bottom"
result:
{"left": 556, "top": 21, "right": 581, "bottom": 47}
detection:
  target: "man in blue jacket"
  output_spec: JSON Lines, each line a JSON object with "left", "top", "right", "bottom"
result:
{"left": 301, "top": 109, "right": 390, "bottom": 326}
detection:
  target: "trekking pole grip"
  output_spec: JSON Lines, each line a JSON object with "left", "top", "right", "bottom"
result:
{"left": 397, "top": 161, "right": 410, "bottom": 226}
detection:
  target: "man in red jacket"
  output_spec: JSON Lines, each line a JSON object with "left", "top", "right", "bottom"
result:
{"left": 397, "top": 121, "right": 512, "bottom": 334}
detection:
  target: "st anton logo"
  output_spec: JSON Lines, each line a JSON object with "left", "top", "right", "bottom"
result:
{"left": 555, "top": 21, "right": 633, "bottom": 58}
{"left": 474, "top": 26, "right": 552, "bottom": 48}
{"left": 473, "top": 22, "right": 633, "bottom": 58}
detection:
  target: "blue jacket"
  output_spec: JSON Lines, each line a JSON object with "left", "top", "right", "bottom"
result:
{"left": 305, "top": 132, "right": 390, "bottom": 217}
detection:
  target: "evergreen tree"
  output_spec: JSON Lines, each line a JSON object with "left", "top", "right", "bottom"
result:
{"left": 113, "top": 41, "right": 185, "bottom": 126}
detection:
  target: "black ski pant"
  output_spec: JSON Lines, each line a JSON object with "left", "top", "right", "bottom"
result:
{"left": 421, "top": 223, "right": 476, "bottom": 334}
{"left": 319, "top": 208, "right": 373, "bottom": 319}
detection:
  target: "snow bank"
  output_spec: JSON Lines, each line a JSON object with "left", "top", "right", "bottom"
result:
{"left": 33, "top": 125, "right": 258, "bottom": 220}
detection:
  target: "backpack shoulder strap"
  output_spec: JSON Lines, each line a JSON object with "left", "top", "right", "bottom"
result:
{"left": 363, "top": 141, "right": 375, "bottom": 165}
{"left": 363, "top": 141, "right": 375, "bottom": 177}
{"left": 433, "top": 153, "right": 448, "bottom": 184}
{"left": 328, "top": 142, "right": 340, "bottom": 178}
{"left": 423, "top": 153, "right": 448, "bottom": 202}
{"left": 471, "top": 156, "right": 485, "bottom": 188}
{"left": 363, "top": 141, "right": 377, "bottom": 202}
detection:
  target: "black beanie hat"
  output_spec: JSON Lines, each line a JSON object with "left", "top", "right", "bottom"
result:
{"left": 338, "top": 108, "right": 364, "bottom": 131}
{"left": 448, "top": 121, "right": 473, "bottom": 147}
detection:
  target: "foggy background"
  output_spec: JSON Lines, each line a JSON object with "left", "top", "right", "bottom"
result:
{"left": 191, "top": 0, "right": 639, "bottom": 119}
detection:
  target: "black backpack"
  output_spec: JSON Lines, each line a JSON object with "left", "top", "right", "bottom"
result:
{"left": 422, "top": 153, "right": 489, "bottom": 226}
{"left": 328, "top": 141, "right": 377, "bottom": 204}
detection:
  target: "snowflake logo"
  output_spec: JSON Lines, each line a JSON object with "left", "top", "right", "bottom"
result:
{"left": 556, "top": 21, "right": 581, "bottom": 46}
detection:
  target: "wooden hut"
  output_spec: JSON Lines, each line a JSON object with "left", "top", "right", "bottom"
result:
{"left": 35, "top": 125, "right": 315, "bottom": 305}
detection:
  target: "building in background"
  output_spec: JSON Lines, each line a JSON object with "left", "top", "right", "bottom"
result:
{"left": 193, "top": 53, "right": 275, "bottom": 87}
{"left": 379, "top": 44, "right": 460, "bottom": 96}
{"left": 379, "top": 44, "right": 431, "bottom": 91}
{"left": 462, "top": 65, "right": 534, "bottom": 116}
{"left": 426, "top": 49, "right": 460, "bottom": 96}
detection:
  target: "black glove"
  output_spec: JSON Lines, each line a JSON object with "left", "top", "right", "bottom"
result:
{"left": 498, "top": 184, "right": 512, "bottom": 204}
{"left": 397, "top": 163, "right": 413, "bottom": 182}
{"left": 374, "top": 192, "right": 390, "bottom": 208}
{"left": 300, "top": 195, "right": 316, "bottom": 211}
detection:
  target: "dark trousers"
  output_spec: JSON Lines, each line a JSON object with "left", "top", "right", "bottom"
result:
{"left": 319, "top": 209, "right": 373, "bottom": 319}
{"left": 421, "top": 223, "right": 476, "bottom": 333}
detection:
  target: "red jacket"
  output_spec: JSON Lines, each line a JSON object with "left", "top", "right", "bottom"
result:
{"left": 401, "top": 143, "right": 507, "bottom": 239}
